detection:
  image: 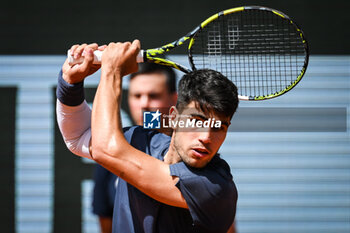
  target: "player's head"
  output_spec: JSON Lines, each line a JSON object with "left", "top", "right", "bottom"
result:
{"left": 170, "top": 69, "right": 239, "bottom": 168}
{"left": 176, "top": 69, "right": 239, "bottom": 119}
{"left": 128, "top": 63, "right": 177, "bottom": 126}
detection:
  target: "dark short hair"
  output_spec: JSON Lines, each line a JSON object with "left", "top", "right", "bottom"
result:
{"left": 130, "top": 62, "right": 177, "bottom": 94}
{"left": 176, "top": 69, "right": 239, "bottom": 119}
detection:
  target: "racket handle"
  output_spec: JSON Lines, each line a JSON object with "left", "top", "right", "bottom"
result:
{"left": 67, "top": 49, "right": 144, "bottom": 65}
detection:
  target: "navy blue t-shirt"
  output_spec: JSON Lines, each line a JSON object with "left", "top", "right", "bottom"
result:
{"left": 92, "top": 164, "right": 117, "bottom": 217}
{"left": 113, "top": 126, "right": 237, "bottom": 233}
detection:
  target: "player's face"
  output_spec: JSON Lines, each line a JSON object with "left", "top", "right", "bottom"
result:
{"left": 171, "top": 101, "right": 230, "bottom": 168}
{"left": 128, "top": 73, "right": 177, "bottom": 125}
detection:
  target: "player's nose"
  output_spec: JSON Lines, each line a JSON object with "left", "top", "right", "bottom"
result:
{"left": 198, "top": 128, "right": 212, "bottom": 144}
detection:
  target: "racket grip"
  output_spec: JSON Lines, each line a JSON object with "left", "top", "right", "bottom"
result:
{"left": 67, "top": 49, "right": 144, "bottom": 65}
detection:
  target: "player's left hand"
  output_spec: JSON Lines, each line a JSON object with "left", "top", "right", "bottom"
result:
{"left": 62, "top": 43, "right": 107, "bottom": 84}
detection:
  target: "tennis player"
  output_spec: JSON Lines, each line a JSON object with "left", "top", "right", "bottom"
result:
{"left": 57, "top": 41, "right": 239, "bottom": 233}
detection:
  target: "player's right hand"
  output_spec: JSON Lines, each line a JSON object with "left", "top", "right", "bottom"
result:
{"left": 101, "top": 40, "right": 140, "bottom": 78}
{"left": 62, "top": 43, "right": 106, "bottom": 84}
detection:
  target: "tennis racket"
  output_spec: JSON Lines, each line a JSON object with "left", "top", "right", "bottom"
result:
{"left": 68, "top": 6, "right": 309, "bottom": 101}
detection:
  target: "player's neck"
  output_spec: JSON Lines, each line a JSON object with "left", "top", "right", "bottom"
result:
{"left": 163, "top": 138, "right": 181, "bottom": 165}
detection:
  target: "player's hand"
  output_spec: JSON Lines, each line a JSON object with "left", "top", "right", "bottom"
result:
{"left": 101, "top": 40, "right": 140, "bottom": 77}
{"left": 62, "top": 43, "right": 107, "bottom": 84}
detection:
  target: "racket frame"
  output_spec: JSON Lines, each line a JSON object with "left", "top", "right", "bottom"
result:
{"left": 143, "top": 6, "right": 309, "bottom": 101}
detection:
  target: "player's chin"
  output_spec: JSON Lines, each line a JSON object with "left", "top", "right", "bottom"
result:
{"left": 189, "top": 160, "right": 210, "bottom": 168}
{"left": 185, "top": 152, "right": 211, "bottom": 168}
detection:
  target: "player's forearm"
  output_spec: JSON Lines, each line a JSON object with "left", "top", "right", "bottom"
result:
{"left": 56, "top": 99, "right": 92, "bottom": 158}
{"left": 56, "top": 70, "right": 92, "bottom": 159}
{"left": 91, "top": 41, "right": 140, "bottom": 162}
{"left": 91, "top": 69, "right": 127, "bottom": 162}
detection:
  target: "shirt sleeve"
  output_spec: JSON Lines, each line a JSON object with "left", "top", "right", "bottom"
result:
{"left": 56, "top": 99, "right": 92, "bottom": 159}
{"left": 169, "top": 161, "right": 237, "bottom": 233}
{"left": 56, "top": 70, "right": 92, "bottom": 158}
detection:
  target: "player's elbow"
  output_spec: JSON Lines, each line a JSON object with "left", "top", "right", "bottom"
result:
{"left": 91, "top": 138, "right": 122, "bottom": 163}
{"left": 63, "top": 138, "right": 91, "bottom": 159}
{"left": 91, "top": 145, "right": 107, "bottom": 163}
{"left": 65, "top": 140, "right": 78, "bottom": 155}
{"left": 63, "top": 139, "right": 84, "bottom": 158}
{"left": 62, "top": 129, "right": 92, "bottom": 159}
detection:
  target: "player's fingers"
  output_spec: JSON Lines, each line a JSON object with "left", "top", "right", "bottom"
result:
{"left": 124, "top": 41, "right": 132, "bottom": 47}
{"left": 114, "top": 42, "right": 122, "bottom": 48}
{"left": 131, "top": 39, "right": 141, "bottom": 52}
{"left": 77, "top": 47, "right": 94, "bottom": 73}
{"left": 129, "top": 40, "right": 141, "bottom": 63}
{"left": 74, "top": 43, "right": 88, "bottom": 59}
{"left": 69, "top": 44, "right": 80, "bottom": 57}
{"left": 128, "top": 40, "right": 141, "bottom": 73}
{"left": 98, "top": 45, "right": 107, "bottom": 51}
{"left": 105, "top": 42, "right": 124, "bottom": 56}
{"left": 82, "top": 43, "right": 99, "bottom": 57}
{"left": 87, "top": 43, "right": 98, "bottom": 50}
{"left": 105, "top": 42, "right": 116, "bottom": 52}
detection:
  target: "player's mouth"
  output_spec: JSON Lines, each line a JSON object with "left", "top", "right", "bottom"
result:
{"left": 192, "top": 147, "right": 210, "bottom": 158}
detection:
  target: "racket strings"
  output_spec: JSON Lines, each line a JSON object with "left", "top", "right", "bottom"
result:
{"left": 190, "top": 9, "right": 307, "bottom": 99}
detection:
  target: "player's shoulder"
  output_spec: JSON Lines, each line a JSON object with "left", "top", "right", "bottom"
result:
{"left": 123, "top": 125, "right": 169, "bottom": 141}
{"left": 123, "top": 125, "right": 154, "bottom": 140}
{"left": 171, "top": 155, "right": 234, "bottom": 190}
{"left": 123, "top": 126, "right": 171, "bottom": 158}
{"left": 205, "top": 156, "right": 236, "bottom": 196}
{"left": 170, "top": 156, "right": 237, "bottom": 231}
{"left": 207, "top": 155, "right": 233, "bottom": 180}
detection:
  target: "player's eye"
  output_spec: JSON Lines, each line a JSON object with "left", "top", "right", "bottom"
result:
{"left": 190, "top": 117, "right": 202, "bottom": 123}
{"left": 212, "top": 124, "right": 227, "bottom": 132}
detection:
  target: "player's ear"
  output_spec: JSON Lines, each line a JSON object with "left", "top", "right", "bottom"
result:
{"left": 169, "top": 106, "right": 178, "bottom": 129}
{"left": 169, "top": 106, "right": 178, "bottom": 119}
